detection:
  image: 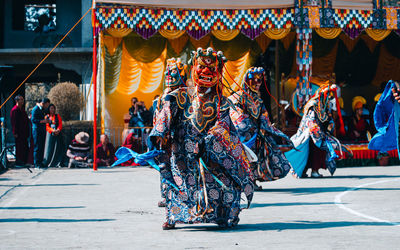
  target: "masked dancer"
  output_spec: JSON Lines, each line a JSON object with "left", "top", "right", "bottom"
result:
{"left": 229, "top": 67, "right": 293, "bottom": 190}
{"left": 153, "top": 58, "right": 188, "bottom": 208}
{"left": 285, "top": 84, "right": 348, "bottom": 178}
{"left": 150, "top": 47, "right": 254, "bottom": 230}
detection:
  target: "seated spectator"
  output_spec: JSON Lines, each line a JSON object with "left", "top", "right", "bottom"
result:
{"left": 128, "top": 97, "right": 144, "bottom": 128}
{"left": 66, "top": 132, "right": 92, "bottom": 168}
{"left": 118, "top": 132, "right": 141, "bottom": 166}
{"left": 348, "top": 96, "right": 371, "bottom": 142}
{"left": 96, "top": 134, "right": 116, "bottom": 167}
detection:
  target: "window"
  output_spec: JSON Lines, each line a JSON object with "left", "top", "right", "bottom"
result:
{"left": 12, "top": 0, "right": 56, "bottom": 32}
{"left": 25, "top": 3, "right": 56, "bottom": 32}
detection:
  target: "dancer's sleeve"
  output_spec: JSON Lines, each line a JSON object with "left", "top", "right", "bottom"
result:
{"left": 149, "top": 96, "right": 177, "bottom": 139}
{"left": 259, "top": 108, "right": 294, "bottom": 147}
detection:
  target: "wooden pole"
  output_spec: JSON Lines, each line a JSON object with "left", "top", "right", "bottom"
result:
{"left": 92, "top": 8, "right": 97, "bottom": 171}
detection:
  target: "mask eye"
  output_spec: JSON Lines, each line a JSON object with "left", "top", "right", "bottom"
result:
{"left": 204, "top": 58, "right": 212, "bottom": 64}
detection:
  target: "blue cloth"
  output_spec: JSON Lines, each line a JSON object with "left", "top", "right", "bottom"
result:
{"left": 242, "top": 133, "right": 257, "bottom": 148}
{"left": 368, "top": 81, "right": 400, "bottom": 159}
{"left": 284, "top": 139, "right": 310, "bottom": 177}
{"left": 113, "top": 147, "right": 164, "bottom": 168}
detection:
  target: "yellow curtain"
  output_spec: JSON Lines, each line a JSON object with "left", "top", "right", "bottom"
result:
{"left": 264, "top": 28, "right": 291, "bottom": 40}
{"left": 105, "top": 43, "right": 166, "bottom": 128}
{"left": 315, "top": 28, "right": 342, "bottom": 39}
{"left": 168, "top": 33, "right": 189, "bottom": 55}
{"left": 211, "top": 30, "right": 240, "bottom": 41}
{"left": 281, "top": 31, "right": 296, "bottom": 50}
{"left": 339, "top": 33, "right": 360, "bottom": 52}
{"left": 124, "top": 35, "right": 166, "bottom": 63}
{"left": 106, "top": 28, "right": 133, "bottom": 38}
{"left": 365, "top": 29, "right": 391, "bottom": 42}
{"left": 361, "top": 34, "right": 378, "bottom": 53}
{"left": 255, "top": 33, "right": 272, "bottom": 52}
{"left": 312, "top": 40, "right": 338, "bottom": 75}
{"left": 103, "top": 35, "right": 122, "bottom": 56}
{"left": 159, "top": 30, "right": 186, "bottom": 39}
{"left": 116, "top": 43, "right": 166, "bottom": 95}
{"left": 222, "top": 52, "right": 251, "bottom": 96}
{"left": 190, "top": 34, "right": 211, "bottom": 49}
{"left": 372, "top": 44, "right": 400, "bottom": 86}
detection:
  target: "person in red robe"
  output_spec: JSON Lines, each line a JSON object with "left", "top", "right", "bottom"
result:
{"left": 117, "top": 133, "right": 141, "bottom": 166}
{"left": 95, "top": 134, "right": 116, "bottom": 167}
{"left": 348, "top": 96, "right": 371, "bottom": 142}
{"left": 10, "top": 95, "right": 31, "bottom": 165}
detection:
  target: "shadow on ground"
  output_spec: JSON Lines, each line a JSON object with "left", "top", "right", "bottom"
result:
{"left": 181, "top": 220, "right": 397, "bottom": 232}
{"left": 250, "top": 202, "right": 337, "bottom": 208}
{"left": 0, "top": 183, "right": 99, "bottom": 187}
{"left": 258, "top": 186, "right": 400, "bottom": 195}
{"left": 0, "top": 206, "right": 85, "bottom": 210}
{"left": 329, "top": 175, "right": 400, "bottom": 179}
{"left": 0, "top": 218, "right": 115, "bottom": 223}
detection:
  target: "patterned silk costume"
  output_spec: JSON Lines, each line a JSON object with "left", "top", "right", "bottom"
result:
{"left": 229, "top": 67, "right": 293, "bottom": 183}
{"left": 285, "top": 84, "right": 347, "bottom": 177}
{"left": 150, "top": 48, "right": 254, "bottom": 229}
{"left": 152, "top": 58, "right": 188, "bottom": 205}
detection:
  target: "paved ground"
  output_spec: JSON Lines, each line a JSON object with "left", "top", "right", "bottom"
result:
{"left": 0, "top": 165, "right": 399, "bottom": 249}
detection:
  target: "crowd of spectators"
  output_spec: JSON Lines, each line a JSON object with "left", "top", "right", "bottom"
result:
{"left": 9, "top": 94, "right": 159, "bottom": 169}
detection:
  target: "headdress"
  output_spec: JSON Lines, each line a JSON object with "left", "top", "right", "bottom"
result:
{"left": 304, "top": 84, "right": 345, "bottom": 135}
{"left": 243, "top": 67, "right": 265, "bottom": 93}
{"left": 164, "top": 58, "right": 188, "bottom": 88}
{"left": 189, "top": 47, "right": 227, "bottom": 88}
{"left": 352, "top": 96, "right": 366, "bottom": 111}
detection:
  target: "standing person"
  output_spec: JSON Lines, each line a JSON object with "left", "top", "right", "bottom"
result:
{"left": 229, "top": 67, "right": 293, "bottom": 190}
{"left": 150, "top": 48, "right": 254, "bottom": 230}
{"left": 95, "top": 134, "right": 116, "bottom": 167}
{"left": 43, "top": 104, "right": 63, "bottom": 168}
{"left": 369, "top": 80, "right": 400, "bottom": 156}
{"left": 285, "top": 85, "right": 348, "bottom": 178}
{"left": 31, "top": 98, "right": 50, "bottom": 168}
{"left": 10, "top": 95, "right": 31, "bottom": 166}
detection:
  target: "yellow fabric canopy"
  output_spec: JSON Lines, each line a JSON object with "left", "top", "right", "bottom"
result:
{"left": 365, "top": 29, "right": 392, "bottom": 42}
{"left": 211, "top": 30, "right": 240, "bottom": 41}
{"left": 102, "top": 30, "right": 258, "bottom": 128}
{"left": 159, "top": 30, "right": 186, "bottom": 39}
{"left": 106, "top": 28, "right": 133, "bottom": 38}
{"left": 264, "top": 29, "right": 291, "bottom": 40}
{"left": 315, "top": 28, "right": 342, "bottom": 39}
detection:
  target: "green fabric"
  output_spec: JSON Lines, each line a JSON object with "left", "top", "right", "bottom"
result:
{"left": 334, "top": 39, "right": 380, "bottom": 86}
{"left": 312, "top": 31, "right": 338, "bottom": 58}
{"left": 104, "top": 43, "right": 122, "bottom": 95}
{"left": 211, "top": 34, "right": 252, "bottom": 61}
{"left": 123, "top": 33, "right": 166, "bottom": 63}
